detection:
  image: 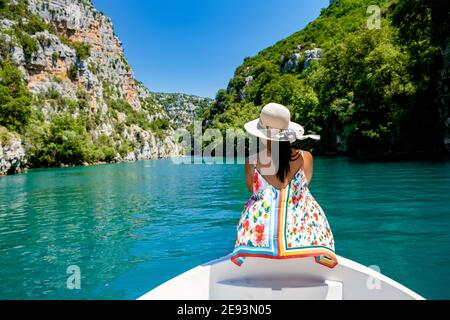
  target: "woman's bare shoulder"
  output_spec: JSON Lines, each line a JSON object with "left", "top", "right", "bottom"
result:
{"left": 245, "top": 156, "right": 256, "bottom": 167}
{"left": 299, "top": 150, "right": 314, "bottom": 183}
{"left": 292, "top": 149, "right": 312, "bottom": 161}
{"left": 245, "top": 157, "right": 256, "bottom": 175}
{"left": 296, "top": 149, "right": 313, "bottom": 170}
{"left": 302, "top": 150, "right": 313, "bottom": 162}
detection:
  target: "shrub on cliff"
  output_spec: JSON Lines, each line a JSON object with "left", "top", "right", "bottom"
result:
{"left": 1, "top": 0, "right": 55, "bottom": 34}
{"left": 0, "top": 60, "right": 32, "bottom": 132}
{"left": 67, "top": 63, "right": 78, "bottom": 81}
{"left": 26, "top": 114, "right": 95, "bottom": 167}
{"left": 149, "top": 118, "right": 171, "bottom": 139}
{"left": 72, "top": 41, "right": 91, "bottom": 60}
{"left": 14, "top": 29, "right": 39, "bottom": 60}
{"left": 0, "top": 125, "right": 10, "bottom": 145}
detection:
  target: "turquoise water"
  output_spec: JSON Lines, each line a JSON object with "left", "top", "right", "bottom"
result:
{"left": 0, "top": 157, "right": 449, "bottom": 299}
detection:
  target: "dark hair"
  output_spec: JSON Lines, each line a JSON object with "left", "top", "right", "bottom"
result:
{"left": 273, "top": 141, "right": 300, "bottom": 182}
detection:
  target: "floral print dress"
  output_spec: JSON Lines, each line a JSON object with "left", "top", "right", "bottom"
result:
{"left": 230, "top": 159, "right": 337, "bottom": 268}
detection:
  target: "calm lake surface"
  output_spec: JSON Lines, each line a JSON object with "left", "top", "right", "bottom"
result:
{"left": 0, "top": 157, "right": 449, "bottom": 299}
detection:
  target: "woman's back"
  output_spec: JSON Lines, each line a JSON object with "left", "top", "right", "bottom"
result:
{"left": 231, "top": 149, "right": 337, "bottom": 268}
{"left": 232, "top": 102, "right": 336, "bottom": 268}
{"left": 248, "top": 149, "right": 309, "bottom": 192}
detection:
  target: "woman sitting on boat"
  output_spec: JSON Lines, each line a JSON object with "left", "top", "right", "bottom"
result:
{"left": 231, "top": 103, "right": 337, "bottom": 268}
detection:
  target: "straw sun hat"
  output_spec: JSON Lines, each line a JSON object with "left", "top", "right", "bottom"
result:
{"left": 244, "top": 103, "right": 320, "bottom": 142}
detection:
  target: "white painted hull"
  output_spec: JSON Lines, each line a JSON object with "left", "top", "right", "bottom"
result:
{"left": 138, "top": 255, "right": 424, "bottom": 300}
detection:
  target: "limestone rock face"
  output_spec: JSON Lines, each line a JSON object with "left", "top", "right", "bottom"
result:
{"left": 153, "top": 93, "right": 213, "bottom": 127}
{"left": 0, "top": 0, "right": 211, "bottom": 173}
{"left": 0, "top": 130, "right": 26, "bottom": 175}
{"left": 303, "top": 48, "right": 323, "bottom": 69}
{"left": 26, "top": 0, "right": 141, "bottom": 111}
{"left": 280, "top": 46, "right": 323, "bottom": 72}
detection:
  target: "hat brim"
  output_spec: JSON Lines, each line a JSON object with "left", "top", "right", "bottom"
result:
{"left": 244, "top": 118, "right": 305, "bottom": 142}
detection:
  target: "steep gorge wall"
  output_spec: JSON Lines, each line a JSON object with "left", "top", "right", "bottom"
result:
{"left": 0, "top": 0, "right": 209, "bottom": 174}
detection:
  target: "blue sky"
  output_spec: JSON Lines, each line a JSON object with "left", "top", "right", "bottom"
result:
{"left": 92, "top": 0, "right": 330, "bottom": 98}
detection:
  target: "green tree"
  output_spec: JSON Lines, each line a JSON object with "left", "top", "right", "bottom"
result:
{"left": 0, "top": 60, "right": 32, "bottom": 132}
{"left": 27, "top": 114, "right": 95, "bottom": 167}
{"left": 391, "top": 0, "right": 449, "bottom": 152}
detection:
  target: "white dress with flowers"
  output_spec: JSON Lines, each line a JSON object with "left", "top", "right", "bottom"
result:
{"left": 230, "top": 163, "right": 337, "bottom": 268}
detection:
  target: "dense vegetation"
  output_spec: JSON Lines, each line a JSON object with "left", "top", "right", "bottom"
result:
{"left": 0, "top": 59, "right": 32, "bottom": 132}
{"left": 203, "top": 0, "right": 449, "bottom": 156}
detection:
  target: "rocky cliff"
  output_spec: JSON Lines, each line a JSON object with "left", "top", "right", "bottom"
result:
{"left": 154, "top": 92, "right": 213, "bottom": 127}
{"left": 0, "top": 0, "right": 208, "bottom": 174}
{"left": 0, "top": 127, "right": 24, "bottom": 174}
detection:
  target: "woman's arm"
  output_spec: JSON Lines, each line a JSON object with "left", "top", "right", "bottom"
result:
{"left": 245, "top": 158, "right": 254, "bottom": 193}
{"left": 302, "top": 151, "right": 314, "bottom": 185}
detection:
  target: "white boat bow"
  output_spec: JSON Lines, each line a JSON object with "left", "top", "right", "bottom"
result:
{"left": 138, "top": 255, "right": 424, "bottom": 300}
